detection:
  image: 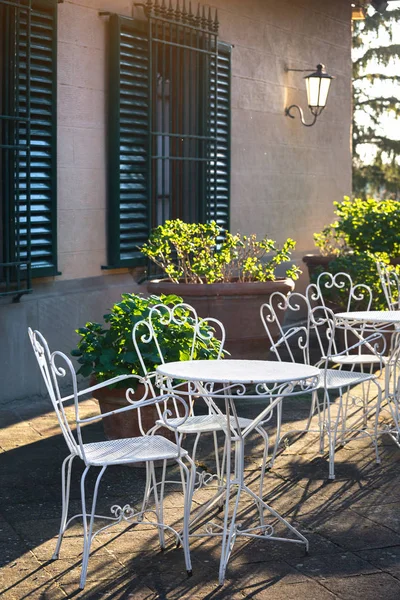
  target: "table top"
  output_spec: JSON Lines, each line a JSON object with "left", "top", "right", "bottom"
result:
{"left": 156, "top": 359, "right": 320, "bottom": 384}
{"left": 335, "top": 310, "right": 400, "bottom": 324}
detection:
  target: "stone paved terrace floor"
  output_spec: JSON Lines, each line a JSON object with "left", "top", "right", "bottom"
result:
{"left": 2, "top": 379, "right": 400, "bottom": 599}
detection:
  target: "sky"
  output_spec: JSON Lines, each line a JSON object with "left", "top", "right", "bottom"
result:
{"left": 354, "top": 1, "right": 400, "bottom": 163}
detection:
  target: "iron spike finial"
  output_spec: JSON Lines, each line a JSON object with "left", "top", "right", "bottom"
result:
{"left": 168, "top": 0, "right": 174, "bottom": 19}
{"left": 182, "top": 0, "right": 187, "bottom": 23}
{"left": 207, "top": 5, "right": 213, "bottom": 30}
{"left": 201, "top": 4, "right": 207, "bottom": 29}
{"left": 188, "top": 1, "right": 194, "bottom": 25}
{"left": 214, "top": 8, "right": 219, "bottom": 32}
{"left": 144, "top": 0, "right": 154, "bottom": 17}
{"left": 195, "top": 3, "right": 201, "bottom": 27}
{"left": 154, "top": 0, "right": 160, "bottom": 15}
{"left": 175, "top": 0, "right": 181, "bottom": 21}
{"left": 160, "top": 0, "right": 166, "bottom": 16}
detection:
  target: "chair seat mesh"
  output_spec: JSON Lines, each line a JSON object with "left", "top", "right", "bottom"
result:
{"left": 318, "top": 368, "right": 376, "bottom": 390}
{"left": 157, "top": 414, "right": 254, "bottom": 433}
{"left": 83, "top": 435, "right": 187, "bottom": 465}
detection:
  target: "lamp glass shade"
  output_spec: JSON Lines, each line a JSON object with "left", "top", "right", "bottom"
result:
{"left": 304, "top": 64, "right": 333, "bottom": 116}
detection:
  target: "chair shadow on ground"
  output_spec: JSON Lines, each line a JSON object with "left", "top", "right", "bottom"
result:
{"left": 2, "top": 394, "right": 400, "bottom": 599}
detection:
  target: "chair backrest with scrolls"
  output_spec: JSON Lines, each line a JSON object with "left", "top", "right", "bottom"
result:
{"left": 306, "top": 271, "right": 373, "bottom": 313}
{"left": 28, "top": 328, "right": 81, "bottom": 457}
{"left": 260, "top": 292, "right": 311, "bottom": 365}
{"left": 132, "top": 302, "right": 225, "bottom": 407}
{"left": 377, "top": 261, "right": 400, "bottom": 310}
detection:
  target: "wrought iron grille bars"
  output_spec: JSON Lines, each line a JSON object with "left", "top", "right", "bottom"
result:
{"left": 0, "top": 0, "right": 58, "bottom": 300}
{"left": 146, "top": 0, "right": 219, "bottom": 228}
{"left": 106, "top": 1, "right": 231, "bottom": 269}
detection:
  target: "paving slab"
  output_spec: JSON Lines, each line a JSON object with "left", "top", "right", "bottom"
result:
{"left": 2, "top": 373, "right": 400, "bottom": 598}
{"left": 321, "top": 572, "right": 400, "bottom": 600}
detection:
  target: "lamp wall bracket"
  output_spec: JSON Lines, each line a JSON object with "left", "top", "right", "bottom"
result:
{"left": 285, "top": 105, "right": 318, "bottom": 127}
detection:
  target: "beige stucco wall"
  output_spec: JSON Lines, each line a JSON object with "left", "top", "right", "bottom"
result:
{"left": 0, "top": 0, "right": 353, "bottom": 402}
{"left": 56, "top": 0, "right": 352, "bottom": 282}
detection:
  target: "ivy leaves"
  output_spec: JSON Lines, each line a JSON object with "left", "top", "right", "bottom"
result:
{"left": 71, "top": 293, "right": 224, "bottom": 388}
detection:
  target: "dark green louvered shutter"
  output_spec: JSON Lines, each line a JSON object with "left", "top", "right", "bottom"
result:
{"left": 206, "top": 42, "right": 231, "bottom": 232}
{"left": 24, "top": 0, "right": 58, "bottom": 276}
{"left": 0, "top": 0, "right": 57, "bottom": 298}
{"left": 107, "top": 15, "right": 149, "bottom": 268}
{"left": 106, "top": 14, "right": 231, "bottom": 269}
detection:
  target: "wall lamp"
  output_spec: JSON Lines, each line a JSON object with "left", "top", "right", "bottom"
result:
{"left": 285, "top": 64, "right": 335, "bottom": 127}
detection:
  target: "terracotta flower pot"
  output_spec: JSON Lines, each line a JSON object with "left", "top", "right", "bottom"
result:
{"left": 147, "top": 278, "right": 295, "bottom": 359}
{"left": 91, "top": 380, "right": 176, "bottom": 443}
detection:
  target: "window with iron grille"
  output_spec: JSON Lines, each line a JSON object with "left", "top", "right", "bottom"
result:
{"left": 0, "top": 0, "right": 58, "bottom": 300}
{"left": 106, "top": 1, "right": 231, "bottom": 269}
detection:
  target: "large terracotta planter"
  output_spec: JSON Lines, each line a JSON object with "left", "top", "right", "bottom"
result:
{"left": 147, "top": 279, "right": 295, "bottom": 359}
{"left": 302, "top": 254, "right": 337, "bottom": 281}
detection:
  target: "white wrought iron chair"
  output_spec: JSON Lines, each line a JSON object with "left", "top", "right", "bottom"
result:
{"left": 260, "top": 292, "right": 385, "bottom": 479}
{"left": 28, "top": 328, "right": 196, "bottom": 590}
{"left": 310, "top": 305, "right": 384, "bottom": 479}
{"left": 376, "top": 260, "right": 400, "bottom": 310}
{"left": 132, "top": 302, "right": 270, "bottom": 490}
{"left": 306, "top": 271, "right": 387, "bottom": 371}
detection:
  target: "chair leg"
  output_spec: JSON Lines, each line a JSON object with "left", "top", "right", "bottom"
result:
{"left": 326, "top": 389, "right": 343, "bottom": 481}
{"left": 178, "top": 457, "right": 196, "bottom": 576}
{"left": 268, "top": 401, "right": 282, "bottom": 469}
{"left": 257, "top": 427, "right": 269, "bottom": 506}
{"left": 305, "top": 391, "right": 317, "bottom": 432}
{"left": 79, "top": 465, "right": 107, "bottom": 590}
{"left": 150, "top": 461, "right": 166, "bottom": 550}
{"left": 53, "top": 454, "right": 74, "bottom": 560}
{"left": 140, "top": 462, "right": 152, "bottom": 517}
{"left": 373, "top": 381, "right": 382, "bottom": 465}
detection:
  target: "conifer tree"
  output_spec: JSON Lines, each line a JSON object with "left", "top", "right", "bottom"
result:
{"left": 353, "top": 6, "right": 400, "bottom": 197}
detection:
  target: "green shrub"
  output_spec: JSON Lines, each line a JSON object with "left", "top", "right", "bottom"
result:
{"left": 314, "top": 197, "right": 400, "bottom": 257}
{"left": 71, "top": 293, "right": 225, "bottom": 388}
{"left": 141, "top": 219, "right": 300, "bottom": 284}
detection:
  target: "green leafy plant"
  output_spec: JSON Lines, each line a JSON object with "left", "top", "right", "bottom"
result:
{"left": 312, "top": 197, "right": 400, "bottom": 310}
{"left": 314, "top": 197, "right": 400, "bottom": 257}
{"left": 71, "top": 293, "right": 225, "bottom": 388}
{"left": 141, "top": 219, "right": 300, "bottom": 284}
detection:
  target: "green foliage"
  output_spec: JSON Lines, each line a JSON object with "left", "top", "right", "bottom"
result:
{"left": 71, "top": 293, "right": 224, "bottom": 388}
{"left": 314, "top": 197, "right": 400, "bottom": 257}
{"left": 141, "top": 219, "right": 300, "bottom": 284}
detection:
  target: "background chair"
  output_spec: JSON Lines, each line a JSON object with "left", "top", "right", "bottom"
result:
{"left": 132, "top": 302, "right": 270, "bottom": 490}
{"left": 377, "top": 261, "right": 400, "bottom": 310}
{"left": 28, "top": 327, "right": 196, "bottom": 590}
{"left": 260, "top": 292, "right": 384, "bottom": 479}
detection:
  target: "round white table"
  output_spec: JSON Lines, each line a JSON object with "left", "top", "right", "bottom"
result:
{"left": 156, "top": 359, "right": 320, "bottom": 584}
{"left": 335, "top": 310, "right": 400, "bottom": 327}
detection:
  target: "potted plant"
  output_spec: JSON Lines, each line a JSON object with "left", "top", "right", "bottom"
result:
{"left": 71, "top": 293, "right": 224, "bottom": 440}
{"left": 141, "top": 220, "right": 301, "bottom": 358}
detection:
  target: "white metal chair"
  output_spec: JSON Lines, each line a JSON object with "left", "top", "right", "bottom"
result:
{"left": 132, "top": 302, "right": 270, "bottom": 489}
{"left": 377, "top": 261, "right": 400, "bottom": 310}
{"left": 260, "top": 292, "right": 384, "bottom": 479}
{"left": 306, "top": 271, "right": 385, "bottom": 369}
{"left": 28, "top": 328, "right": 196, "bottom": 590}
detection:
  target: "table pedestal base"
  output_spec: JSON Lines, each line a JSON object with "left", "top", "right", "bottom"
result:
{"left": 189, "top": 481, "right": 308, "bottom": 585}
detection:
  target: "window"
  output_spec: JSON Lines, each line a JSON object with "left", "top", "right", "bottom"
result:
{"left": 106, "top": 2, "right": 231, "bottom": 268}
{"left": 0, "top": 0, "right": 58, "bottom": 299}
